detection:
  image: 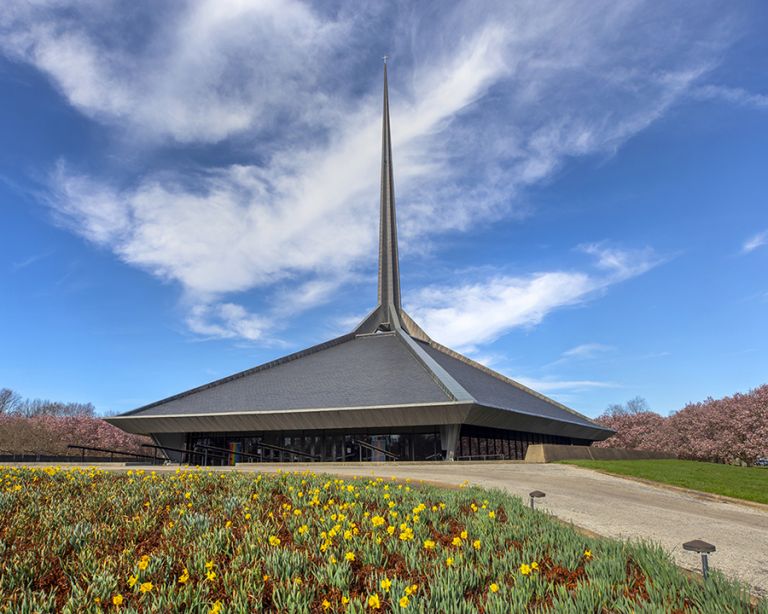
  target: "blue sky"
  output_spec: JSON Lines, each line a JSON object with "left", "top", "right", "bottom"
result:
{"left": 1, "top": 0, "right": 766, "bottom": 417}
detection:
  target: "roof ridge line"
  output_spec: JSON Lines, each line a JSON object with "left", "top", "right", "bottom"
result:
{"left": 394, "top": 330, "right": 474, "bottom": 403}
{"left": 122, "top": 332, "right": 357, "bottom": 416}
{"left": 425, "top": 340, "right": 600, "bottom": 425}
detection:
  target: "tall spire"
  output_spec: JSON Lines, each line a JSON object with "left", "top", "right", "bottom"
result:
{"left": 354, "top": 61, "right": 432, "bottom": 342}
{"left": 378, "top": 60, "right": 401, "bottom": 316}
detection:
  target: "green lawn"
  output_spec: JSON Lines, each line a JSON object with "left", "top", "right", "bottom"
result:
{"left": 561, "top": 459, "right": 768, "bottom": 505}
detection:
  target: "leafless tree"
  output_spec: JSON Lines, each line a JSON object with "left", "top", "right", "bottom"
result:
{"left": 0, "top": 388, "right": 22, "bottom": 414}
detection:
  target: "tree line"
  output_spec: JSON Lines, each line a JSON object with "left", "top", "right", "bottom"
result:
{"left": 594, "top": 384, "right": 768, "bottom": 466}
{"left": 0, "top": 388, "right": 96, "bottom": 418}
{"left": 0, "top": 388, "right": 149, "bottom": 457}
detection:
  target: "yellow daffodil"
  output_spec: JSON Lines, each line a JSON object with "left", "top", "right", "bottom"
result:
{"left": 472, "top": 539, "right": 481, "bottom": 550}
{"left": 322, "top": 599, "right": 331, "bottom": 610}
{"left": 368, "top": 593, "right": 381, "bottom": 609}
{"left": 127, "top": 575, "right": 138, "bottom": 588}
{"left": 178, "top": 568, "right": 189, "bottom": 584}
{"left": 268, "top": 535, "right": 281, "bottom": 547}
{"left": 423, "top": 539, "right": 436, "bottom": 550}
{"left": 451, "top": 536, "right": 462, "bottom": 547}
{"left": 139, "top": 582, "right": 153, "bottom": 593}
{"left": 399, "top": 595, "right": 409, "bottom": 607}
{"left": 380, "top": 577, "right": 391, "bottom": 591}
{"left": 209, "top": 601, "right": 223, "bottom": 614}
{"left": 446, "top": 557, "right": 454, "bottom": 568}
{"left": 345, "top": 551, "right": 355, "bottom": 562}
{"left": 206, "top": 570, "right": 216, "bottom": 581}
{"left": 519, "top": 564, "right": 531, "bottom": 576}
{"left": 112, "top": 594, "right": 123, "bottom": 606}
{"left": 531, "top": 561, "right": 539, "bottom": 570}
{"left": 490, "top": 583, "right": 499, "bottom": 593}
{"left": 584, "top": 549, "right": 592, "bottom": 559}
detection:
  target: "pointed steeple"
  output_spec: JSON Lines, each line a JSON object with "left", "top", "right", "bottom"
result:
{"left": 378, "top": 60, "right": 402, "bottom": 319}
{"left": 354, "top": 60, "right": 432, "bottom": 342}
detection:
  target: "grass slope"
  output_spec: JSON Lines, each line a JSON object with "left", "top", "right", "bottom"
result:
{"left": 562, "top": 459, "right": 768, "bottom": 505}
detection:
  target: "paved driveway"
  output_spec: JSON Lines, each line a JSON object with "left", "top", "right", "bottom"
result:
{"left": 257, "top": 462, "right": 768, "bottom": 596}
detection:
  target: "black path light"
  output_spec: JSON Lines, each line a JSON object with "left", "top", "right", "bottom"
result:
{"left": 683, "top": 540, "right": 716, "bottom": 579}
{"left": 529, "top": 490, "right": 545, "bottom": 510}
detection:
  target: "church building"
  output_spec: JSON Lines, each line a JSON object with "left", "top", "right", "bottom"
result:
{"left": 106, "top": 64, "right": 613, "bottom": 463}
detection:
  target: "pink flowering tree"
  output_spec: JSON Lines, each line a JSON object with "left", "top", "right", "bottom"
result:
{"left": 668, "top": 385, "right": 768, "bottom": 465}
{"left": 594, "top": 385, "right": 768, "bottom": 465}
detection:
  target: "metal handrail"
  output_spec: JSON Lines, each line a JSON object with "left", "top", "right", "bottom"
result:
{"left": 67, "top": 444, "right": 161, "bottom": 463}
{"left": 455, "top": 453, "right": 506, "bottom": 461}
{"left": 193, "top": 441, "right": 320, "bottom": 462}
{"left": 192, "top": 443, "right": 263, "bottom": 462}
{"left": 251, "top": 441, "right": 320, "bottom": 460}
{"left": 352, "top": 439, "right": 399, "bottom": 460}
{"left": 140, "top": 443, "right": 225, "bottom": 465}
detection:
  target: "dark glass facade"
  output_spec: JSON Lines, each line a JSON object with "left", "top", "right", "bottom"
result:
{"left": 186, "top": 427, "right": 440, "bottom": 464}
{"left": 183, "top": 424, "right": 587, "bottom": 465}
{"left": 456, "top": 424, "right": 582, "bottom": 460}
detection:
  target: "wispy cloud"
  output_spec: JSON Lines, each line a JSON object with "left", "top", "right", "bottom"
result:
{"left": 185, "top": 302, "right": 270, "bottom": 342}
{"left": 691, "top": 85, "right": 768, "bottom": 110}
{"left": 742, "top": 230, "right": 768, "bottom": 254}
{"left": 1, "top": 0, "right": 349, "bottom": 143}
{"left": 406, "top": 244, "right": 663, "bottom": 350}
{"left": 0, "top": 0, "right": 733, "bottom": 342}
{"left": 10, "top": 249, "right": 54, "bottom": 272}
{"left": 561, "top": 343, "right": 614, "bottom": 360}
{"left": 514, "top": 377, "right": 618, "bottom": 394}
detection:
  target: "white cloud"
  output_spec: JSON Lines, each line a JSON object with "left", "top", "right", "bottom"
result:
{"left": 186, "top": 302, "right": 270, "bottom": 342}
{"left": 0, "top": 0, "right": 735, "bottom": 342}
{"left": 742, "top": 230, "right": 768, "bottom": 254}
{"left": 578, "top": 243, "right": 663, "bottom": 280}
{"left": 0, "top": 0, "right": 347, "bottom": 143}
{"left": 692, "top": 85, "right": 768, "bottom": 110}
{"left": 513, "top": 377, "right": 618, "bottom": 394}
{"left": 406, "top": 245, "right": 661, "bottom": 349}
{"left": 561, "top": 343, "right": 614, "bottom": 359}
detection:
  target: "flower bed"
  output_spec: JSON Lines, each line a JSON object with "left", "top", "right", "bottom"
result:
{"left": 0, "top": 466, "right": 760, "bottom": 612}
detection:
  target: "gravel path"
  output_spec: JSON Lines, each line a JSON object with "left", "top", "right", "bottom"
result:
{"left": 256, "top": 462, "right": 768, "bottom": 596}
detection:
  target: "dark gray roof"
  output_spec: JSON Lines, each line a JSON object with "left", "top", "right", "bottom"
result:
{"left": 420, "top": 342, "right": 603, "bottom": 431}
{"left": 125, "top": 332, "right": 452, "bottom": 417}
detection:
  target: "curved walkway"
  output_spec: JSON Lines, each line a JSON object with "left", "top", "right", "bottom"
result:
{"left": 258, "top": 462, "right": 768, "bottom": 596}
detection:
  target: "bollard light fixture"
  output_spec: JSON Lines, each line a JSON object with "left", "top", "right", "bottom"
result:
{"left": 682, "top": 539, "right": 716, "bottom": 579}
{"left": 529, "top": 490, "right": 545, "bottom": 510}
